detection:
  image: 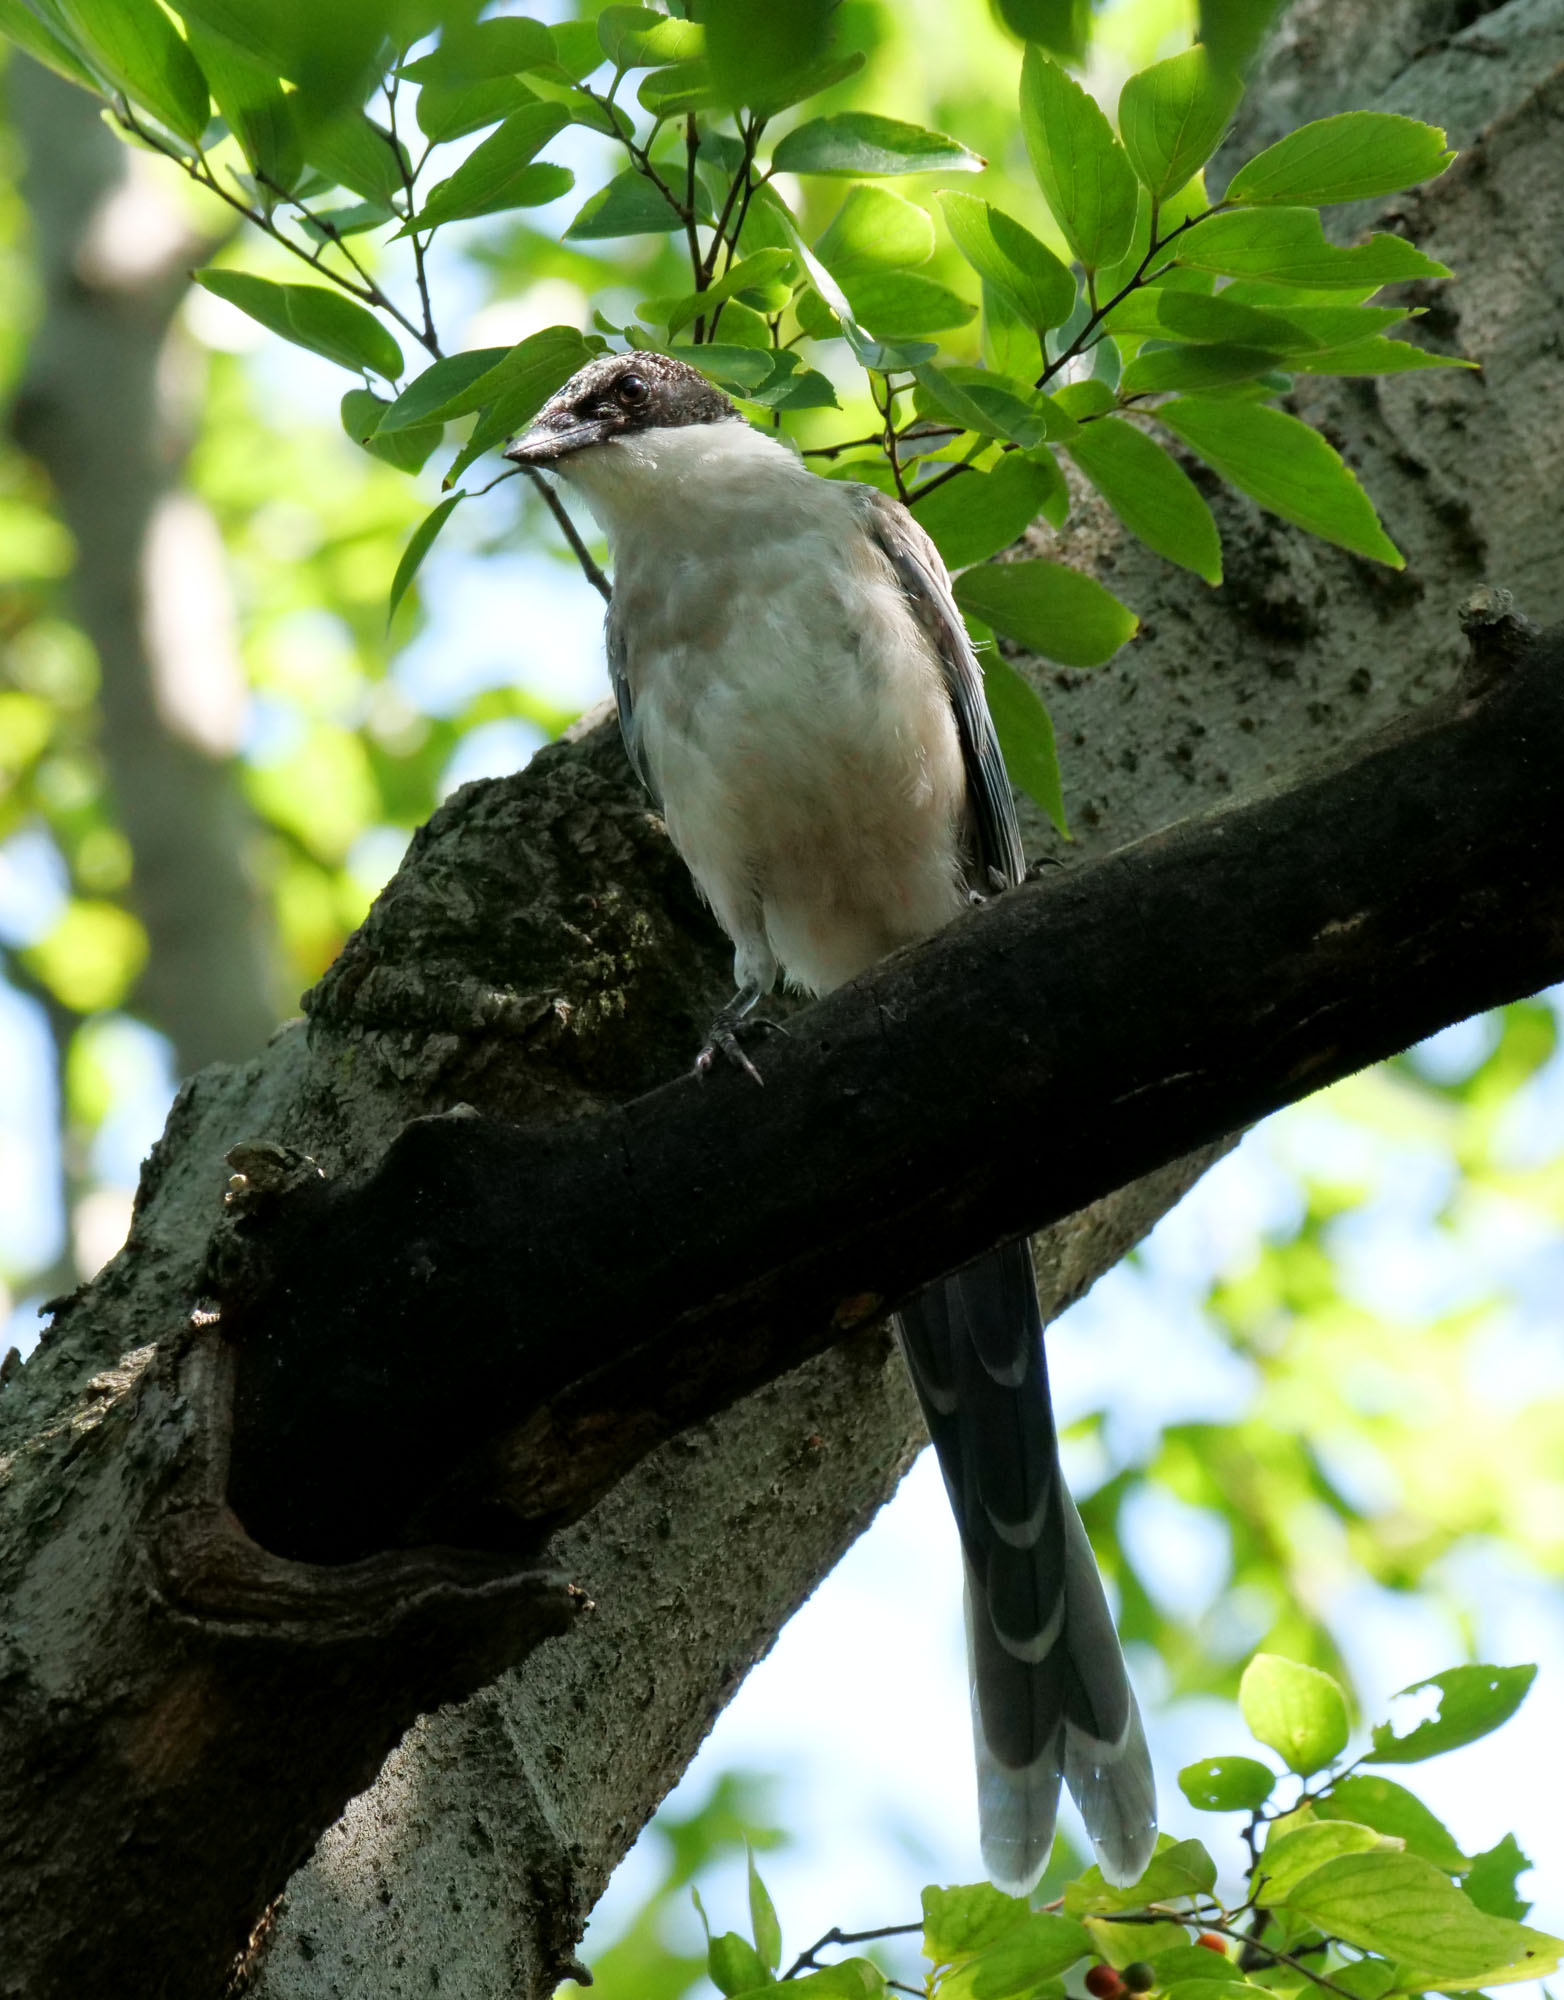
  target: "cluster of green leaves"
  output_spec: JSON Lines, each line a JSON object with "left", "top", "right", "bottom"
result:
{"left": 1, "top": 0, "right": 1467, "bottom": 833}
{"left": 680, "top": 1653, "right": 1555, "bottom": 2000}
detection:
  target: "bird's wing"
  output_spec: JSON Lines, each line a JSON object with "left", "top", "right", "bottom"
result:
{"left": 606, "top": 602, "right": 659, "bottom": 804}
{"left": 855, "top": 486, "right": 1025, "bottom": 892}
{"left": 898, "top": 1241, "right": 1157, "bottom": 1893}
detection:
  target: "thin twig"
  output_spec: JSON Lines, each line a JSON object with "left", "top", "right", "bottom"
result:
{"left": 782, "top": 1922, "right": 921, "bottom": 1981}
{"left": 525, "top": 471, "right": 611, "bottom": 602}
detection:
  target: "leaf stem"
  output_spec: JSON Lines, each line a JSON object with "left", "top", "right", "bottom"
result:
{"left": 525, "top": 472, "right": 611, "bottom": 602}
{"left": 782, "top": 1921, "right": 921, "bottom": 1981}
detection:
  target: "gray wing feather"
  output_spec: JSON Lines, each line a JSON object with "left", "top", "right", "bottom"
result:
{"left": 856, "top": 487, "right": 1024, "bottom": 892}
{"left": 606, "top": 603, "right": 658, "bottom": 804}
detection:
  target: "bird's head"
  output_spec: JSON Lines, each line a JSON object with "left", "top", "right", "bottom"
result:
{"left": 504, "top": 352, "right": 743, "bottom": 469}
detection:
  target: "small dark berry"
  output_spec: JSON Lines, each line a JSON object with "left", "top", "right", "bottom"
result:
{"left": 1085, "top": 1965, "right": 1125, "bottom": 1998}
{"left": 1122, "top": 1963, "right": 1155, "bottom": 1993}
{"left": 1196, "top": 1933, "right": 1229, "bottom": 1955}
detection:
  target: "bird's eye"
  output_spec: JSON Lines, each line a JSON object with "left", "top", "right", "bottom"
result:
{"left": 616, "top": 372, "right": 650, "bottom": 408}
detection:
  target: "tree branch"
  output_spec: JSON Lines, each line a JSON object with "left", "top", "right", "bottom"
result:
{"left": 217, "top": 597, "right": 1564, "bottom": 1563}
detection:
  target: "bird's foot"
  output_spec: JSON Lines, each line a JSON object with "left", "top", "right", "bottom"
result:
{"left": 694, "top": 1015, "right": 788, "bottom": 1087}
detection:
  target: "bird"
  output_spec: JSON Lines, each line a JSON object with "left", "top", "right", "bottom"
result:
{"left": 505, "top": 350, "right": 1156, "bottom": 1894}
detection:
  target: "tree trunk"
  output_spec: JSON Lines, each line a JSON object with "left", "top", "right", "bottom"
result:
{"left": 0, "top": 0, "right": 1561, "bottom": 1992}
{"left": 6, "top": 58, "right": 277, "bottom": 1079}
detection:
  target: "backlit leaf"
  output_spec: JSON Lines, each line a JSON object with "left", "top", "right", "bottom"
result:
{"left": 408, "top": 105, "right": 571, "bottom": 229}
{"left": 596, "top": 5, "right": 701, "bottom": 69}
{"left": 1464, "top": 1835, "right": 1533, "bottom": 1922}
{"left": 922, "top": 1881, "right": 1032, "bottom": 1967}
{"left": 1103, "top": 287, "right": 1303, "bottom": 346}
{"left": 638, "top": 58, "right": 719, "bottom": 116}
{"left": 1119, "top": 342, "right": 1278, "bottom": 394}
{"left": 389, "top": 493, "right": 463, "bottom": 623}
{"left": 57, "top": 0, "right": 209, "bottom": 143}
{"left": 1175, "top": 207, "right": 1450, "bottom": 287}
{"left": 819, "top": 186, "right": 935, "bottom": 276}
{"left": 1283, "top": 1852, "right": 1562, "bottom": 1989}
{"left": 1020, "top": 46, "right": 1139, "bottom": 270}
{"left": 397, "top": 16, "right": 556, "bottom": 84}
{"left": 1366, "top": 1664, "right": 1536, "bottom": 1764}
{"left": 703, "top": 0, "right": 833, "bottom": 110}
{"left": 566, "top": 167, "right": 689, "bottom": 238}
{"left": 995, "top": 0, "right": 1091, "bottom": 64}
{"left": 340, "top": 389, "right": 441, "bottom": 473}
{"left": 416, "top": 77, "right": 541, "bottom": 145}
{"left": 1118, "top": 47, "right": 1243, "bottom": 200}
{"left": 1227, "top": 111, "right": 1454, "bottom": 205}
{"left": 1064, "top": 1838, "right": 1218, "bottom": 1915}
{"left": 940, "top": 1910, "right": 1093, "bottom": 2000}
{"left": 0, "top": 0, "right": 101, "bottom": 90}
{"left": 938, "top": 192, "right": 1075, "bottom": 332}
{"left": 774, "top": 112, "right": 983, "bottom": 177}
{"left": 1177, "top": 1754, "right": 1277, "bottom": 1811}
{"left": 1319, "top": 1776, "right": 1469, "bottom": 1873}
{"left": 1257, "top": 1820, "right": 1385, "bottom": 1902}
{"left": 194, "top": 269, "right": 403, "bottom": 380}
{"left": 1238, "top": 1654, "right": 1351, "bottom": 1774}
{"left": 747, "top": 1849, "right": 782, "bottom": 1972}
{"left": 1157, "top": 396, "right": 1403, "bottom": 565}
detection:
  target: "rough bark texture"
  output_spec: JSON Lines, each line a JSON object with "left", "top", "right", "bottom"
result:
{"left": 0, "top": 0, "right": 1560, "bottom": 1990}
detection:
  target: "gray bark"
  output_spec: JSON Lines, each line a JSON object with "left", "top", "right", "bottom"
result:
{"left": 6, "top": 57, "right": 277, "bottom": 1080}
{"left": 0, "top": 0, "right": 1560, "bottom": 1990}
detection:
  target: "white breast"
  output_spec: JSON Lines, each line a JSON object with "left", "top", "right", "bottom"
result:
{"left": 560, "top": 423, "right": 969, "bottom": 998}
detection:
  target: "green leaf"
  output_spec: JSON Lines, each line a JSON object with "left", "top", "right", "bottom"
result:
{"left": 785, "top": 1962, "right": 885, "bottom": 1998}
{"left": 784, "top": 215, "right": 937, "bottom": 368}
{"left": 408, "top": 105, "right": 572, "bottom": 230}
{"left": 340, "top": 389, "right": 441, "bottom": 473}
{"left": 1227, "top": 111, "right": 1454, "bottom": 205}
{"left": 819, "top": 185, "right": 935, "bottom": 276}
{"left": 748, "top": 47, "right": 866, "bottom": 118}
{"left": 1317, "top": 1775, "right": 1469, "bottom": 1873}
{"left": 915, "top": 367, "right": 1070, "bottom": 447}
{"left": 1325, "top": 1960, "right": 1398, "bottom": 2000}
{"left": 1103, "top": 287, "right": 1302, "bottom": 347}
{"left": 774, "top": 112, "right": 984, "bottom": 177}
{"left": 416, "top": 77, "right": 542, "bottom": 145}
{"left": 1020, "top": 46, "right": 1139, "bottom": 270}
{"left": 996, "top": 0, "right": 1090, "bottom": 64}
{"left": 938, "top": 193, "right": 1075, "bottom": 333}
{"left": 1087, "top": 1919, "right": 1193, "bottom": 1969}
{"left": 1118, "top": 48, "right": 1243, "bottom": 200}
{"left": 747, "top": 1849, "right": 782, "bottom": 1973}
{"left": 1066, "top": 415, "right": 1222, "bottom": 581}
{"left": 389, "top": 493, "right": 463, "bottom": 623}
{"left": 1119, "top": 341, "right": 1280, "bottom": 394}
{"left": 1252, "top": 302, "right": 1412, "bottom": 343}
{"left": 1237, "top": 1655, "right": 1351, "bottom": 1774}
{"left": 940, "top": 1911, "right": 1093, "bottom": 2000}
{"left": 1464, "top": 1834, "right": 1532, "bottom": 1922}
{"left": 1290, "top": 336, "right": 1475, "bottom": 376}
{"left": 1177, "top": 1754, "right": 1277, "bottom": 1811}
{"left": 637, "top": 58, "right": 719, "bottom": 115}
{"left": 1257, "top": 1820, "right": 1386, "bottom": 1902}
{"left": 193, "top": 269, "right": 403, "bottom": 380}
{"left": 1156, "top": 397, "right": 1403, "bottom": 566}
{"left": 709, "top": 1930, "right": 770, "bottom": 1996}
{"left": 304, "top": 110, "right": 408, "bottom": 208}
{"left": 1052, "top": 379, "right": 1114, "bottom": 419}
{"left": 167, "top": 0, "right": 390, "bottom": 132}
{"left": 957, "top": 560, "right": 1137, "bottom": 671}
{"left": 185, "top": 18, "right": 300, "bottom": 189}
{"left": 922, "top": 1882, "right": 1032, "bottom": 1967}
{"left": 639, "top": 249, "right": 795, "bottom": 336}
{"left": 397, "top": 16, "right": 556, "bottom": 84}
{"left": 703, "top": 0, "right": 833, "bottom": 111}
{"left": 1149, "top": 1948, "right": 1250, "bottom": 1985}
{"left": 1283, "top": 1852, "right": 1562, "bottom": 1989}
{"left": 916, "top": 454, "right": 1065, "bottom": 570}
{"left": 844, "top": 271, "right": 975, "bottom": 336}
{"left": 0, "top": 0, "right": 101, "bottom": 90}
{"left": 1175, "top": 207, "right": 1450, "bottom": 287}
{"left": 1064, "top": 1838, "right": 1218, "bottom": 1916}
{"left": 56, "top": 0, "right": 209, "bottom": 143}
{"left": 387, "top": 328, "right": 595, "bottom": 434}
{"left": 565, "top": 167, "right": 687, "bottom": 238}
{"left": 596, "top": 5, "right": 702, "bottom": 68}
{"left": 1366, "top": 1664, "right": 1537, "bottom": 1764}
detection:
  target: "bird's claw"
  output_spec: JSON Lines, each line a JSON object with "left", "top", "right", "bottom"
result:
{"left": 694, "top": 1016, "right": 789, "bottom": 1087}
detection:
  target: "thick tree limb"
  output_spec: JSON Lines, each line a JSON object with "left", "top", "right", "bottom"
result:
{"left": 217, "top": 598, "right": 1564, "bottom": 1564}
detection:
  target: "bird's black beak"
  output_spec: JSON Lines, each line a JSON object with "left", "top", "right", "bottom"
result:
{"left": 503, "top": 413, "right": 610, "bottom": 466}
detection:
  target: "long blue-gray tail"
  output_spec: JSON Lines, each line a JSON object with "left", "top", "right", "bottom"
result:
{"left": 897, "top": 1239, "right": 1157, "bottom": 1893}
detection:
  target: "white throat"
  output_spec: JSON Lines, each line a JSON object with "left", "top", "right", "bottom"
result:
{"left": 552, "top": 420, "right": 815, "bottom": 546}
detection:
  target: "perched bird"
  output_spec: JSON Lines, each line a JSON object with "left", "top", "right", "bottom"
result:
{"left": 506, "top": 351, "right": 1156, "bottom": 1892}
